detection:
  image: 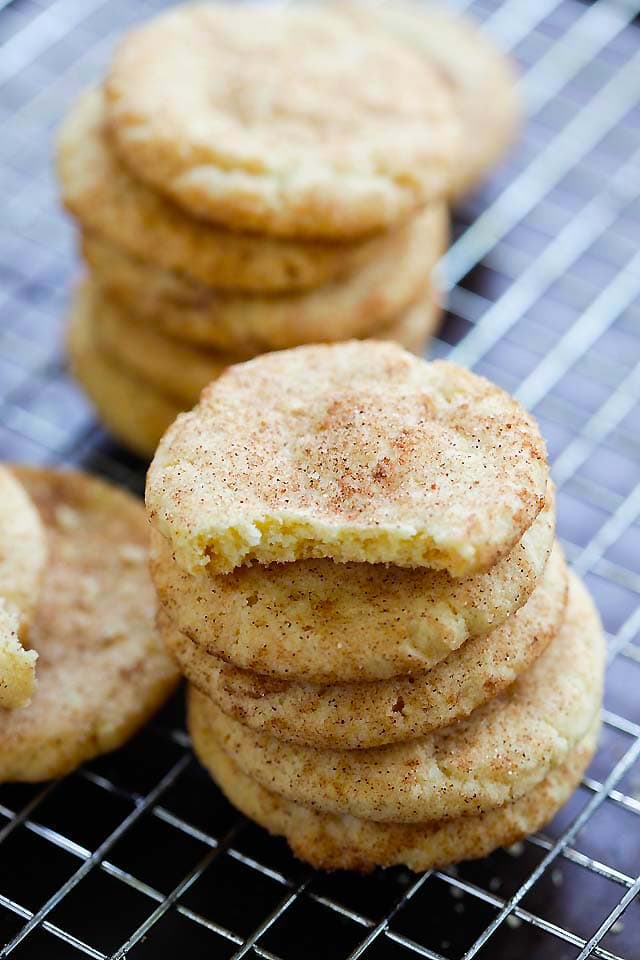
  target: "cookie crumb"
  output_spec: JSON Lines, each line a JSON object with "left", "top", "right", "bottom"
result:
{"left": 506, "top": 915, "right": 522, "bottom": 929}
{"left": 507, "top": 841, "right": 525, "bottom": 857}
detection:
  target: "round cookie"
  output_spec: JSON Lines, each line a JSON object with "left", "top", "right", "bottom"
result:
{"left": 191, "top": 716, "right": 599, "bottom": 873}
{"left": 146, "top": 342, "right": 549, "bottom": 576}
{"left": 151, "top": 488, "right": 555, "bottom": 684}
{"left": 0, "top": 467, "right": 47, "bottom": 708}
{"left": 0, "top": 467, "right": 180, "bottom": 781}
{"left": 191, "top": 573, "right": 604, "bottom": 823}
{"left": 58, "top": 89, "right": 438, "bottom": 294}
{"left": 83, "top": 202, "right": 447, "bottom": 353}
{"left": 344, "top": 1, "right": 520, "bottom": 197}
{"left": 104, "top": 4, "right": 460, "bottom": 238}
{"left": 67, "top": 283, "right": 182, "bottom": 459}
{"left": 163, "top": 541, "right": 566, "bottom": 748}
{"left": 93, "top": 283, "right": 442, "bottom": 407}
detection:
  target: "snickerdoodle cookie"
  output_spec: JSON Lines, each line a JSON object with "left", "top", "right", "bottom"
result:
{"left": 104, "top": 3, "right": 460, "bottom": 238}
{"left": 146, "top": 343, "right": 548, "bottom": 576}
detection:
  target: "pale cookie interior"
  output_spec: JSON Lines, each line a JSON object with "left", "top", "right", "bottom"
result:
{"left": 0, "top": 602, "right": 37, "bottom": 710}
{"left": 0, "top": 466, "right": 47, "bottom": 708}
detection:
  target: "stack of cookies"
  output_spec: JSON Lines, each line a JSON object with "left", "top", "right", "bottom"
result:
{"left": 0, "top": 464, "right": 179, "bottom": 781}
{"left": 146, "top": 341, "right": 604, "bottom": 873}
{"left": 57, "top": 0, "right": 519, "bottom": 460}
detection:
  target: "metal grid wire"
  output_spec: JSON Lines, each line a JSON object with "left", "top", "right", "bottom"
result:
{"left": 0, "top": 0, "right": 639, "bottom": 956}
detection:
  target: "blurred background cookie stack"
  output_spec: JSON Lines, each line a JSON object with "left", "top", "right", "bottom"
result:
{"left": 56, "top": 0, "right": 519, "bottom": 460}
{"left": 147, "top": 342, "right": 605, "bottom": 873}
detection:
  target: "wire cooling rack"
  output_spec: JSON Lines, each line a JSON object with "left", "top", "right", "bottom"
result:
{"left": 0, "top": 0, "right": 639, "bottom": 957}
